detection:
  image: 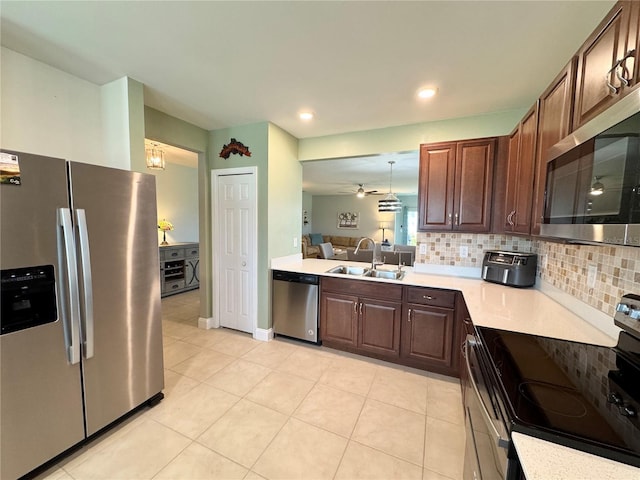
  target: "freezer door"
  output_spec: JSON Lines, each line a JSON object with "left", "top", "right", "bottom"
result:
{"left": 0, "top": 151, "right": 85, "bottom": 479}
{"left": 68, "top": 162, "right": 164, "bottom": 435}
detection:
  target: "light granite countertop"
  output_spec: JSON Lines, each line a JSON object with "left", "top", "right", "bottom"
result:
{"left": 271, "top": 257, "right": 639, "bottom": 479}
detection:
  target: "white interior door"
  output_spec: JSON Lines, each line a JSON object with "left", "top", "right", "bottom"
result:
{"left": 214, "top": 171, "right": 256, "bottom": 333}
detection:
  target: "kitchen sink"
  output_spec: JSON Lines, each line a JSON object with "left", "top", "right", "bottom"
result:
{"left": 326, "top": 265, "right": 370, "bottom": 276}
{"left": 365, "top": 269, "right": 405, "bottom": 280}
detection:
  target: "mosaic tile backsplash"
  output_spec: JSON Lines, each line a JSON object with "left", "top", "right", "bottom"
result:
{"left": 415, "top": 232, "right": 640, "bottom": 317}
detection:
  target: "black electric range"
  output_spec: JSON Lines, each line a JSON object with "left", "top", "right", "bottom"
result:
{"left": 475, "top": 294, "right": 640, "bottom": 468}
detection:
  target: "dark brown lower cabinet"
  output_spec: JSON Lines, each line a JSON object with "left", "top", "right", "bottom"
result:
{"left": 320, "top": 278, "right": 460, "bottom": 377}
{"left": 358, "top": 298, "right": 402, "bottom": 358}
{"left": 320, "top": 292, "right": 358, "bottom": 347}
{"left": 401, "top": 303, "right": 454, "bottom": 372}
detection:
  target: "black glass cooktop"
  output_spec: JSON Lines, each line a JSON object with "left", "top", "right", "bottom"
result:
{"left": 476, "top": 326, "right": 640, "bottom": 467}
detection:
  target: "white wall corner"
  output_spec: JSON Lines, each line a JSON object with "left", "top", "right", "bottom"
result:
{"left": 198, "top": 316, "right": 218, "bottom": 330}
{"left": 254, "top": 327, "right": 274, "bottom": 342}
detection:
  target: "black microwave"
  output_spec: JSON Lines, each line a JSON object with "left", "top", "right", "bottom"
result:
{"left": 541, "top": 89, "right": 640, "bottom": 246}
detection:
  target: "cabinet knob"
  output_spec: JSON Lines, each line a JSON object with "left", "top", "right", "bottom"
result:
{"left": 423, "top": 295, "right": 434, "bottom": 300}
{"left": 454, "top": 212, "right": 459, "bottom": 226}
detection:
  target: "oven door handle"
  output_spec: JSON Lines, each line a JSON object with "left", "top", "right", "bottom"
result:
{"left": 465, "top": 335, "right": 510, "bottom": 449}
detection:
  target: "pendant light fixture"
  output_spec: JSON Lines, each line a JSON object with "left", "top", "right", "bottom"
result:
{"left": 146, "top": 142, "right": 166, "bottom": 170}
{"left": 378, "top": 160, "right": 402, "bottom": 212}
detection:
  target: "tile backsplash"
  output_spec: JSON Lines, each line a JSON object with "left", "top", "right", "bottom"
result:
{"left": 415, "top": 232, "right": 640, "bottom": 317}
{"left": 533, "top": 241, "right": 639, "bottom": 317}
{"left": 414, "top": 233, "right": 533, "bottom": 267}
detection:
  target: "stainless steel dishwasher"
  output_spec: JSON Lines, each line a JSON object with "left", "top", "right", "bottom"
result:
{"left": 272, "top": 270, "right": 319, "bottom": 344}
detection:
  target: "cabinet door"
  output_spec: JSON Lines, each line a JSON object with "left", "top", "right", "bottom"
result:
{"left": 453, "top": 139, "right": 495, "bottom": 232}
{"left": 185, "top": 259, "right": 199, "bottom": 287}
{"left": 320, "top": 292, "right": 358, "bottom": 347}
{"left": 531, "top": 59, "right": 576, "bottom": 235}
{"left": 358, "top": 298, "right": 401, "bottom": 358}
{"left": 574, "top": 2, "right": 630, "bottom": 129}
{"left": 418, "top": 143, "right": 456, "bottom": 230}
{"left": 401, "top": 304, "right": 455, "bottom": 370}
{"left": 503, "top": 106, "right": 538, "bottom": 234}
{"left": 504, "top": 127, "right": 521, "bottom": 232}
{"left": 513, "top": 106, "right": 538, "bottom": 234}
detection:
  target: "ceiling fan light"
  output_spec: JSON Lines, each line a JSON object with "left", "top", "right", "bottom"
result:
{"left": 356, "top": 186, "right": 365, "bottom": 198}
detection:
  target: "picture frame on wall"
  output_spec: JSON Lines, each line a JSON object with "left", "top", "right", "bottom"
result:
{"left": 337, "top": 212, "right": 359, "bottom": 229}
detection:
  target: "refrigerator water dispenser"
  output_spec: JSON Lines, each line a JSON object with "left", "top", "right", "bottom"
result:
{"left": 1, "top": 265, "right": 57, "bottom": 335}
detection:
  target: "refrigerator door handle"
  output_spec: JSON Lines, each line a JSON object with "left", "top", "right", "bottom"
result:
{"left": 76, "top": 209, "right": 95, "bottom": 359}
{"left": 57, "top": 208, "right": 81, "bottom": 365}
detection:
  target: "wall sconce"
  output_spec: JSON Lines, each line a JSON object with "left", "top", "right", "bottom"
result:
{"left": 146, "top": 143, "right": 166, "bottom": 170}
{"left": 589, "top": 176, "right": 604, "bottom": 196}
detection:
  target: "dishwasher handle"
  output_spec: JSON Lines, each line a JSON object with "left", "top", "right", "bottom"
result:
{"left": 272, "top": 270, "right": 319, "bottom": 285}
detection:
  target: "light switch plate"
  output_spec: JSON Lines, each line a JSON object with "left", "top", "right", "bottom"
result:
{"left": 293, "top": 237, "right": 298, "bottom": 248}
{"left": 419, "top": 243, "right": 427, "bottom": 254}
{"left": 460, "top": 246, "right": 469, "bottom": 258}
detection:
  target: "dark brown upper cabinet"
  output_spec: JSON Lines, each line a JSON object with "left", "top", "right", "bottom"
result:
{"left": 574, "top": 1, "right": 638, "bottom": 129}
{"left": 531, "top": 59, "right": 577, "bottom": 235}
{"left": 418, "top": 138, "right": 496, "bottom": 233}
{"left": 503, "top": 105, "right": 539, "bottom": 235}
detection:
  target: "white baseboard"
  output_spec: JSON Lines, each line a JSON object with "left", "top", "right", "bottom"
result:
{"left": 198, "top": 316, "right": 218, "bottom": 329}
{"left": 254, "top": 327, "right": 273, "bottom": 342}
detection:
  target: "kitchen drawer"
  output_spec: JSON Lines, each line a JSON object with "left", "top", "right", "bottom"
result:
{"left": 321, "top": 277, "right": 403, "bottom": 301}
{"left": 161, "top": 248, "right": 185, "bottom": 260}
{"left": 405, "top": 287, "right": 455, "bottom": 308}
{"left": 185, "top": 246, "right": 199, "bottom": 258}
{"left": 163, "top": 279, "right": 185, "bottom": 294}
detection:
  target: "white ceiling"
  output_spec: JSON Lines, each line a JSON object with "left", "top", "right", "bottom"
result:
{"left": 1, "top": 1, "right": 615, "bottom": 193}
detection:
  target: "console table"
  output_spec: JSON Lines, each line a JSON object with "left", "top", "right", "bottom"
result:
{"left": 159, "top": 242, "right": 199, "bottom": 297}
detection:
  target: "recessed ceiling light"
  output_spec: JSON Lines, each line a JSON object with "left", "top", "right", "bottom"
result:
{"left": 299, "top": 111, "right": 314, "bottom": 121}
{"left": 417, "top": 87, "right": 437, "bottom": 99}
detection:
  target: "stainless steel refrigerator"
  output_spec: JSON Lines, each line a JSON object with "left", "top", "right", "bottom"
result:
{"left": 0, "top": 150, "right": 164, "bottom": 479}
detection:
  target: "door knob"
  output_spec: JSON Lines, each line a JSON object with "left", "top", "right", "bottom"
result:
{"left": 242, "top": 261, "right": 247, "bottom": 266}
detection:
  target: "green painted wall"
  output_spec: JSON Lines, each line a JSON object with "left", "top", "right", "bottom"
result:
{"left": 209, "top": 122, "right": 301, "bottom": 332}
{"left": 267, "top": 123, "right": 301, "bottom": 259}
{"left": 145, "top": 106, "right": 209, "bottom": 152}
{"left": 144, "top": 106, "right": 210, "bottom": 317}
{"left": 297, "top": 109, "right": 526, "bottom": 161}
{"left": 209, "top": 123, "right": 270, "bottom": 330}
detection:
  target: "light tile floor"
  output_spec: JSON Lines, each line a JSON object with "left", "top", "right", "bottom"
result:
{"left": 39, "top": 289, "right": 465, "bottom": 480}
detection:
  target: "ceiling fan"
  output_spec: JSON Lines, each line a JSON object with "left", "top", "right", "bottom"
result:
{"left": 354, "top": 184, "right": 383, "bottom": 197}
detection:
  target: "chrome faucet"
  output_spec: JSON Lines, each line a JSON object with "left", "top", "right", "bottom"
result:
{"left": 355, "top": 237, "right": 383, "bottom": 270}
{"left": 396, "top": 251, "right": 406, "bottom": 273}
